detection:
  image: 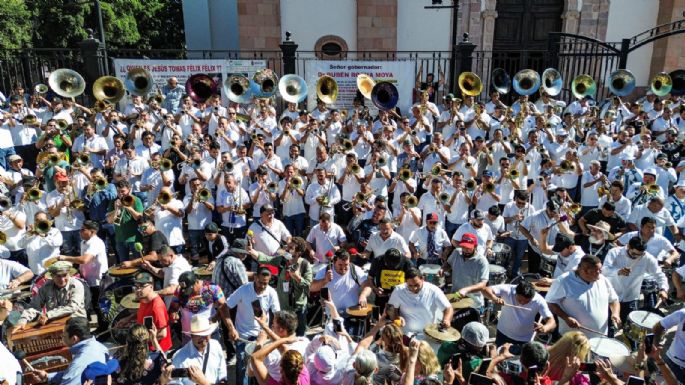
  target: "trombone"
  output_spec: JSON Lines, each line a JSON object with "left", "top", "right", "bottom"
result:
{"left": 197, "top": 188, "right": 212, "bottom": 202}
{"left": 290, "top": 176, "right": 303, "bottom": 190}
{"left": 266, "top": 181, "right": 278, "bottom": 194}
{"left": 23, "top": 187, "right": 43, "bottom": 203}
{"left": 113, "top": 195, "right": 135, "bottom": 225}
{"left": 465, "top": 179, "right": 477, "bottom": 191}
{"left": 405, "top": 195, "right": 418, "bottom": 208}
{"left": 34, "top": 219, "right": 52, "bottom": 235}
{"left": 160, "top": 158, "right": 173, "bottom": 172}
{"left": 399, "top": 168, "right": 413, "bottom": 181}
{"left": 438, "top": 192, "right": 451, "bottom": 204}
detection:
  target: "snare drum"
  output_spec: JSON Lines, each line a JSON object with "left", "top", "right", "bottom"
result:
{"left": 589, "top": 337, "right": 630, "bottom": 361}
{"left": 626, "top": 310, "right": 663, "bottom": 343}
{"left": 641, "top": 278, "right": 658, "bottom": 294}
{"left": 540, "top": 253, "right": 557, "bottom": 277}
{"left": 109, "top": 308, "right": 135, "bottom": 344}
{"left": 420, "top": 264, "right": 443, "bottom": 288}
{"left": 488, "top": 264, "right": 507, "bottom": 285}
{"left": 489, "top": 243, "right": 512, "bottom": 266}
{"left": 98, "top": 280, "right": 135, "bottom": 324}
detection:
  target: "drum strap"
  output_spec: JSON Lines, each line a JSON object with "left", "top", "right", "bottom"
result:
{"left": 257, "top": 221, "right": 286, "bottom": 249}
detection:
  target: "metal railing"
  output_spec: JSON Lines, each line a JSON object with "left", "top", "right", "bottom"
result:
{"left": 0, "top": 49, "right": 83, "bottom": 95}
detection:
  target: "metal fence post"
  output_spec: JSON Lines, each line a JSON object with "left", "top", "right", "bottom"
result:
{"left": 618, "top": 38, "right": 630, "bottom": 69}
{"left": 280, "top": 31, "right": 298, "bottom": 75}
{"left": 79, "top": 29, "right": 107, "bottom": 96}
{"left": 454, "top": 33, "right": 476, "bottom": 95}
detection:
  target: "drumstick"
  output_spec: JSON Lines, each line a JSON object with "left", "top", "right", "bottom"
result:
{"left": 22, "top": 359, "right": 35, "bottom": 372}
{"left": 576, "top": 324, "right": 607, "bottom": 337}
{"left": 501, "top": 302, "right": 532, "bottom": 311}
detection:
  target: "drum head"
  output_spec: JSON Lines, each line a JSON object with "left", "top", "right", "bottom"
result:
{"left": 109, "top": 308, "right": 134, "bottom": 344}
{"left": 419, "top": 264, "right": 442, "bottom": 275}
{"left": 193, "top": 265, "right": 213, "bottom": 278}
{"left": 589, "top": 337, "right": 630, "bottom": 358}
{"left": 450, "top": 296, "right": 475, "bottom": 309}
{"left": 628, "top": 310, "right": 663, "bottom": 328}
{"left": 492, "top": 243, "right": 511, "bottom": 253}
{"left": 489, "top": 264, "right": 507, "bottom": 273}
{"left": 108, "top": 266, "right": 139, "bottom": 277}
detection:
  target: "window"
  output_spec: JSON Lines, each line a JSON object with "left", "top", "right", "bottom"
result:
{"left": 314, "top": 35, "right": 348, "bottom": 59}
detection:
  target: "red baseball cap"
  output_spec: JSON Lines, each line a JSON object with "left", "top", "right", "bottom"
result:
{"left": 348, "top": 248, "right": 359, "bottom": 255}
{"left": 426, "top": 213, "right": 439, "bottom": 222}
{"left": 458, "top": 233, "right": 478, "bottom": 250}
{"left": 54, "top": 172, "right": 69, "bottom": 182}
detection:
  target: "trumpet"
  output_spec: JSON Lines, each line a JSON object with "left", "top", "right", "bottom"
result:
{"left": 24, "top": 187, "right": 43, "bottom": 202}
{"left": 646, "top": 184, "right": 660, "bottom": 196}
{"left": 353, "top": 192, "right": 369, "bottom": 205}
{"left": 266, "top": 181, "right": 278, "bottom": 194}
{"left": 94, "top": 177, "right": 108, "bottom": 191}
{"left": 406, "top": 195, "right": 418, "bottom": 208}
{"left": 113, "top": 195, "right": 135, "bottom": 225}
{"left": 197, "top": 188, "right": 211, "bottom": 202}
{"left": 484, "top": 182, "right": 495, "bottom": 193}
{"left": 509, "top": 169, "right": 520, "bottom": 179}
{"left": 158, "top": 191, "right": 172, "bottom": 205}
{"left": 223, "top": 161, "right": 234, "bottom": 173}
{"left": 160, "top": 158, "right": 173, "bottom": 172}
{"left": 438, "top": 192, "right": 451, "bottom": 204}
{"left": 377, "top": 156, "right": 387, "bottom": 168}
{"left": 290, "top": 176, "right": 303, "bottom": 190}
{"left": 597, "top": 185, "right": 609, "bottom": 198}
{"left": 399, "top": 168, "right": 413, "bottom": 181}
{"left": 34, "top": 219, "right": 52, "bottom": 235}
{"left": 559, "top": 160, "right": 575, "bottom": 173}
{"left": 565, "top": 203, "right": 582, "bottom": 216}
{"left": 465, "top": 179, "right": 477, "bottom": 191}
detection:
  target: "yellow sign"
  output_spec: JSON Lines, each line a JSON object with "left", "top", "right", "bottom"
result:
{"left": 380, "top": 270, "right": 405, "bottom": 289}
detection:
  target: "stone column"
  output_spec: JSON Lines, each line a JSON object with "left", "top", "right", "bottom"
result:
{"left": 561, "top": 10, "right": 580, "bottom": 34}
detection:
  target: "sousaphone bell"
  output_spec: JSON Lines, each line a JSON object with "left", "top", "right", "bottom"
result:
{"left": 224, "top": 74, "right": 252, "bottom": 104}
{"left": 571, "top": 74, "right": 597, "bottom": 99}
{"left": 490, "top": 68, "right": 511, "bottom": 94}
{"left": 513, "top": 69, "right": 541, "bottom": 96}
{"left": 541, "top": 68, "right": 563, "bottom": 96}
{"left": 278, "top": 74, "right": 308, "bottom": 103}
{"left": 185, "top": 74, "right": 217, "bottom": 103}
{"left": 458, "top": 72, "right": 483, "bottom": 97}
{"left": 650, "top": 72, "right": 672, "bottom": 97}
{"left": 93, "top": 76, "right": 125, "bottom": 103}
{"left": 251, "top": 69, "right": 278, "bottom": 99}
{"left": 48, "top": 69, "right": 86, "bottom": 98}
{"left": 371, "top": 81, "right": 399, "bottom": 111}
{"left": 316, "top": 75, "right": 338, "bottom": 104}
{"left": 125, "top": 68, "right": 153, "bottom": 97}
{"left": 607, "top": 69, "right": 636, "bottom": 97}
{"left": 357, "top": 74, "right": 376, "bottom": 100}
{"left": 669, "top": 69, "right": 685, "bottom": 96}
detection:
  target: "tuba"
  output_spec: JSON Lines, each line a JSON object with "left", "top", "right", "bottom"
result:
{"left": 541, "top": 68, "right": 563, "bottom": 96}
{"left": 650, "top": 72, "right": 673, "bottom": 97}
{"left": 371, "top": 82, "right": 399, "bottom": 111}
{"left": 357, "top": 74, "right": 376, "bottom": 100}
{"left": 607, "top": 69, "right": 636, "bottom": 97}
{"left": 93, "top": 76, "right": 125, "bottom": 103}
{"left": 125, "top": 68, "right": 153, "bottom": 97}
{"left": 316, "top": 76, "right": 338, "bottom": 104}
{"left": 185, "top": 74, "right": 217, "bottom": 103}
{"left": 224, "top": 74, "right": 253, "bottom": 104}
{"left": 458, "top": 72, "right": 483, "bottom": 97}
{"left": 48, "top": 69, "right": 86, "bottom": 98}
{"left": 491, "top": 68, "right": 511, "bottom": 94}
{"left": 670, "top": 69, "right": 685, "bottom": 96}
{"left": 513, "top": 69, "right": 541, "bottom": 96}
{"left": 571, "top": 74, "right": 597, "bottom": 99}
{"left": 251, "top": 69, "right": 278, "bottom": 98}
{"left": 278, "top": 74, "right": 308, "bottom": 103}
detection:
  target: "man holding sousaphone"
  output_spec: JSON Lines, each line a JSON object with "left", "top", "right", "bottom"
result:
{"left": 106, "top": 180, "right": 144, "bottom": 264}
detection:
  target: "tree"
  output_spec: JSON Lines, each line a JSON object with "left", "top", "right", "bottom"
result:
{"left": 0, "top": 0, "right": 32, "bottom": 49}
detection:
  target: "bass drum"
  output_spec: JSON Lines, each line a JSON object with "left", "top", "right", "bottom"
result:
{"left": 109, "top": 308, "right": 135, "bottom": 344}
{"left": 99, "top": 280, "right": 135, "bottom": 324}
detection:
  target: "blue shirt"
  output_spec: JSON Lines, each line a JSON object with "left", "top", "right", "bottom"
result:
{"left": 86, "top": 183, "right": 117, "bottom": 222}
{"left": 49, "top": 337, "right": 109, "bottom": 385}
{"left": 162, "top": 85, "right": 184, "bottom": 114}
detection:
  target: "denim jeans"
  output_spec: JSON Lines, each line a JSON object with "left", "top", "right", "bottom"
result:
{"left": 495, "top": 329, "right": 527, "bottom": 347}
{"left": 115, "top": 240, "right": 138, "bottom": 264}
{"left": 60, "top": 230, "right": 82, "bottom": 256}
{"left": 444, "top": 220, "right": 462, "bottom": 240}
{"left": 188, "top": 230, "right": 206, "bottom": 260}
{"left": 504, "top": 237, "right": 529, "bottom": 277}
{"left": 0, "top": 147, "right": 16, "bottom": 171}
{"left": 294, "top": 307, "right": 307, "bottom": 337}
{"left": 283, "top": 213, "right": 306, "bottom": 238}
{"left": 664, "top": 356, "right": 685, "bottom": 381}
{"left": 235, "top": 337, "right": 256, "bottom": 385}
{"left": 97, "top": 223, "right": 116, "bottom": 256}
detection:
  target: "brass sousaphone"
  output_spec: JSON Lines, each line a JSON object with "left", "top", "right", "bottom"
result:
{"left": 490, "top": 68, "right": 511, "bottom": 94}
{"left": 371, "top": 81, "right": 399, "bottom": 111}
{"left": 357, "top": 74, "right": 376, "bottom": 100}
{"left": 93, "top": 76, "right": 125, "bottom": 103}
{"left": 251, "top": 68, "right": 279, "bottom": 99}
{"left": 458, "top": 72, "right": 483, "bottom": 97}
{"left": 651, "top": 72, "right": 673, "bottom": 97}
{"left": 224, "top": 74, "right": 252, "bottom": 104}
{"left": 541, "top": 68, "right": 563, "bottom": 96}
{"left": 571, "top": 74, "right": 597, "bottom": 99}
{"left": 125, "top": 68, "right": 154, "bottom": 97}
{"left": 185, "top": 74, "right": 217, "bottom": 103}
{"left": 607, "top": 69, "right": 636, "bottom": 97}
{"left": 670, "top": 69, "right": 685, "bottom": 96}
{"left": 316, "top": 75, "right": 338, "bottom": 104}
{"left": 278, "top": 74, "right": 308, "bottom": 103}
{"left": 513, "top": 69, "right": 541, "bottom": 96}
{"left": 48, "top": 69, "right": 86, "bottom": 98}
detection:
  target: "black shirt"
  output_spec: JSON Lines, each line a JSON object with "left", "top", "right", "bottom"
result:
{"left": 581, "top": 208, "right": 626, "bottom": 233}
{"left": 368, "top": 257, "right": 414, "bottom": 297}
{"left": 142, "top": 230, "right": 169, "bottom": 255}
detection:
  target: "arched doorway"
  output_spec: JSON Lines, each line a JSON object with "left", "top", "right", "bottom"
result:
{"left": 492, "top": 0, "right": 564, "bottom": 77}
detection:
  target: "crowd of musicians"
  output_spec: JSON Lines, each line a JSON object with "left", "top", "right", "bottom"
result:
{"left": 0, "top": 65, "right": 683, "bottom": 385}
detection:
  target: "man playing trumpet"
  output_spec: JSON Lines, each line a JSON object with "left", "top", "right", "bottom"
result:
{"left": 107, "top": 180, "right": 144, "bottom": 263}
{"left": 184, "top": 178, "right": 214, "bottom": 264}
{"left": 46, "top": 172, "right": 84, "bottom": 257}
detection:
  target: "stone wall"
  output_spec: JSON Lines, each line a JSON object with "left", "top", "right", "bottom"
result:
{"left": 237, "top": 0, "right": 282, "bottom": 50}
{"left": 356, "top": 0, "right": 397, "bottom": 53}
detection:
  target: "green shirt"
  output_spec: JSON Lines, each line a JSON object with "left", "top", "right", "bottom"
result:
{"left": 108, "top": 196, "right": 144, "bottom": 243}
{"left": 257, "top": 253, "right": 312, "bottom": 310}
{"left": 42, "top": 161, "right": 70, "bottom": 193}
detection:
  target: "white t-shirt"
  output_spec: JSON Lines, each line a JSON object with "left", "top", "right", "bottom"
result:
{"left": 306, "top": 223, "right": 347, "bottom": 263}
{"left": 387, "top": 281, "right": 451, "bottom": 335}
{"left": 490, "top": 284, "right": 553, "bottom": 342}
{"left": 183, "top": 195, "right": 214, "bottom": 231}
{"left": 79, "top": 236, "right": 108, "bottom": 287}
{"left": 452, "top": 222, "right": 494, "bottom": 257}
{"left": 248, "top": 219, "right": 291, "bottom": 256}
{"left": 365, "top": 231, "right": 410, "bottom": 258}
{"left": 617, "top": 232, "right": 675, "bottom": 261}
{"left": 628, "top": 204, "right": 676, "bottom": 235}
{"left": 226, "top": 282, "right": 280, "bottom": 338}
{"left": 314, "top": 265, "right": 367, "bottom": 315}
{"left": 546, "top": 271, "right": 619, "bottom": 338}
{"left": 154, "top": 199, "right": 185, "bottom": 246}
{"left": 552, "top": 248, "right": 585, "bottom": 278}
{"left": 661, "top": 308, "right": 685, "bottom": 367}
{"left": 162, "top": 255, "right": 191, "bottom": 306}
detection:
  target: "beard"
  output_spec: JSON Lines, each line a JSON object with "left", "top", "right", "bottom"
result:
{"left": 589, "top": 235, "right": 604, "bottom": 245}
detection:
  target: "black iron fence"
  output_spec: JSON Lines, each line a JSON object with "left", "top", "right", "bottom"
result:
{"left": 0, "top": 48, "right": 83, "bottom": 97}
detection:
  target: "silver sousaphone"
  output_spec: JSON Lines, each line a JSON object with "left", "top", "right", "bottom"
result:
{"left": 278, "top": 74, "right": 308, "bottom": 103}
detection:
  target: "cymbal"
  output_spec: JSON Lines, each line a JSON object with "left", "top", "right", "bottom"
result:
{"left": 108, "top": 265, "right": 139, "bottom": 277}
{"left": 424, "top": 323, "right": 461, "bottom": 342}
{"left": 448, "top": 294, "right": 475, "bottom": 309}
{"left": 347, "top": 305, "right": 375, "bottom": 317}
{"left": 120, "top": 293, "right": 141, "bottom": 309}
{"left": 43, "top": 257, "right": 58, "bottom": 269}
{"left": 193, "top": 265, "right": 213, "bottom": 277}
{"left": 532, "top": 280, "right": 551, "bottom": 292}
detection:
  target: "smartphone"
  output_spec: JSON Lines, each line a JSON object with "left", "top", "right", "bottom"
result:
{"left": 645, "top": 333, "right": 655, "bottom": 354}
{"left": 626, "top": 376, "right": 646, "bottom": 385}
{"left": 372, "top": 306, "right": 380, "bottom": 320}
{"left": 478, "top": 358, "right": 492, "bottom": 375}
{"left": 171, "top": 368, "right": 190, "bottom": 378}
{"left": 144, "top": 316, "right": 153, "bottom": 329}
{"left": 451, "top": 353, "right": 462, "bottom": 370}
{"left": 251, "top": 299, "right": 263, "bottom": 318}
{"left": 527, "top": 366, "right": 538, "bottom": 385}
{"left": 508, "top": 344, "right": 522, "bottom": 356}
{"left": 579, "top": 362, "right": 597, "bottom": 372}
{"left": 468, "top": 373, "right": 495, "bottom": 385}
{"left": 402, "top": 334, "right": 414, "bottom": 347}
{"left": 93, "top": 375, "right": 109, "bottom": 385}
{"left": 320, "top": 287, "right": 330, "bottom": 301}
{"left": 333, "top": 319, "right": 343, "bottom": 333}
